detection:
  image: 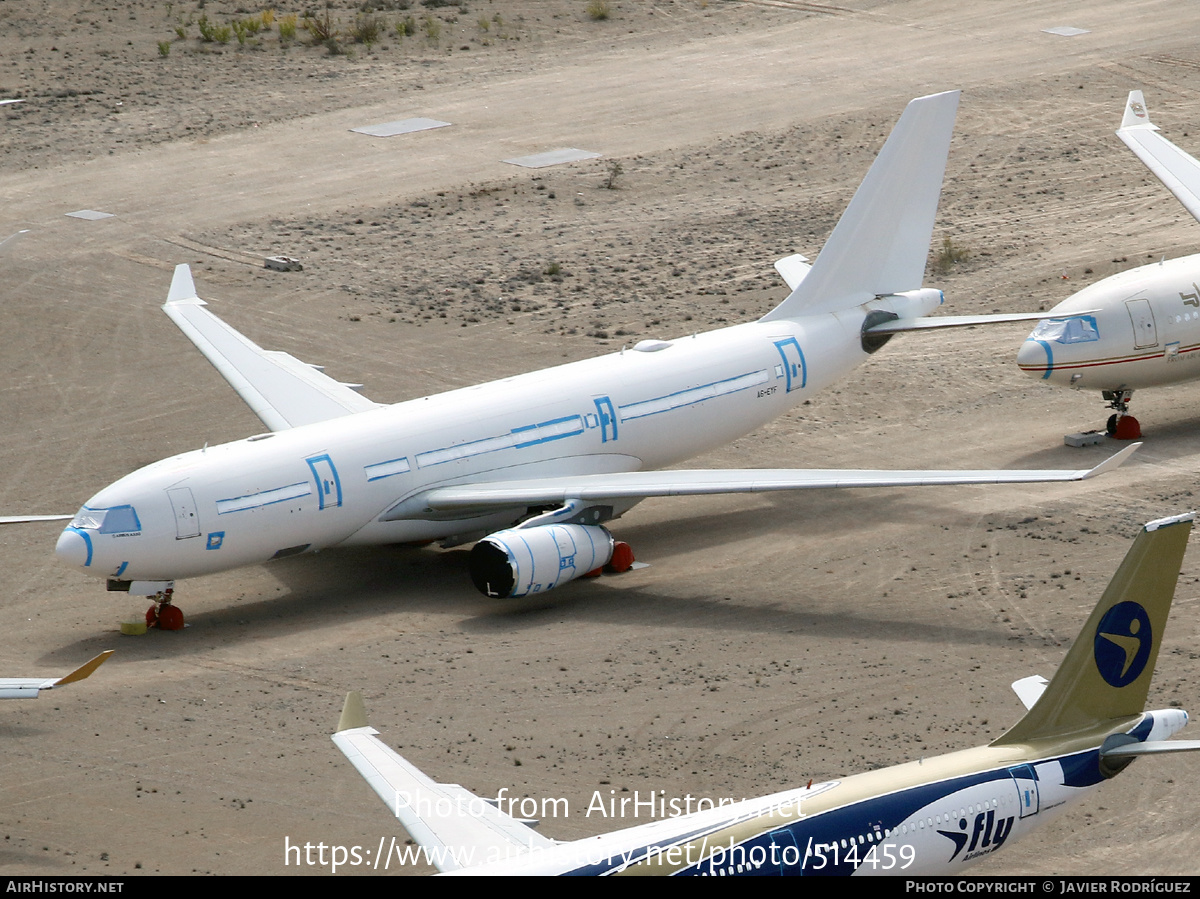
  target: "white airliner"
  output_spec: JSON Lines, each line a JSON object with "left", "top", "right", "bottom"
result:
{"left": 332, "top": 512, "right": 1200, "bottom": 876}
{"left": 0, "top": 651, "right": 112, "bottom": 699}
{"left": 53, "top": 91, "right": 1134, "bottom": 627}
{"left": 1018, "top": 91, "right": 1200, "bottom": 437}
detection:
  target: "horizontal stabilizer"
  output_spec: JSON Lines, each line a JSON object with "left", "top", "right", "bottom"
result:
{"left": 163, "top": 264, "right": 381, "bottom": 431}
{"left": 1011, "top": 675, "right": 1048, "bottom": 711}
{"left": 867, "top": 311, "right": 1071, "bottom": 334}
{"left": 761, "top": 91, "right": 960, "bottom": 321}
{"left": 773, "top": 254, "right": 812, "bottom": 291}
{"left": 401, "top": 444, "right": 1139, "bottom": 514}
{"left": 1101, "top": 739, "right": 1200, "bottom": 759}
{"left": 332, "top": 693, "right": 555, "bottom": 872}
{"left": 1117, "top": 91, "right": 1200, "bottom": 225}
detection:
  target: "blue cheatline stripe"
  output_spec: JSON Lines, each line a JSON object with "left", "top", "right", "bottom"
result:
{"left": 66, "top": 527, "right": 93, "bottom": 567}
{"left": 1034, "top": 339, "right": 1054, "bottom": 379}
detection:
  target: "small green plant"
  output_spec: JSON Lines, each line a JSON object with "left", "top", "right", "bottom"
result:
{"left": 422, "top": 13, "right": 441, "bottom": 42}
{"left": 303, "top": 9, "right": 339, "bottom": 44}
{"left": 261, "top": 8, "right": 276, "bottom": 27}
{"left": 174, "top": 24, "right": 186, "bottom": 39}
{"left": 158, "top": 40, "right": 171, "bottom": 57}
{"left": 933, "top": 235, "right": 970, "bottom": 274}
{"left": 395, "top": 14, "right": 416, "bottom": 36}
{"left": 476, "top": 15, "right": 489, "bottom": 31}
{"left": 587, "top": 1, "right": 611, "bottom": 21}
{"left": 197, "top": 13, "right": 216, "bottom": 40}
{"left": 351, "top": 12, "right": 385, "bottom": 44}
{"left": 602, "top": 160, "right": 623, "bottom": 190}
{"left": 212, "top": 22, "right": 232, "bottom": 43}
{"left": 544, "top": 262, "right": 562, "bottom": 278}
{"left": 279, "top": 13, "right": 297, "bottom": 42}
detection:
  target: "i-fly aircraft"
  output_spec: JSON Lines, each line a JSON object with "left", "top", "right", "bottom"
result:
{"left": 332, "top": 513, "right": 1200, "bottom": 876}
{"left": 1018, "top": 91, "right": 1200, "bottom": 437}
{"left": 53, "top": 91, "right": 1135, "bottom": 627}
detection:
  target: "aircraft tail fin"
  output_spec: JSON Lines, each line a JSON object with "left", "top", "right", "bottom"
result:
{"left": 760, "top": 90, "right": 960, "bottom": 321}
{"left": 993, "top": 512, "right": 1193, "bottom": 746}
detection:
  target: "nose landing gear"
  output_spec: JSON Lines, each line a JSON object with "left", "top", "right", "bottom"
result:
{"left": 145, "top": 588, "right": 185, "bottom": 630}
{"left": 1104, "top": 390, "right": 1141, "bottom": 440}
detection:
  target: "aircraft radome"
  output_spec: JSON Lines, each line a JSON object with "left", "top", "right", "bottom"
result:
{"left": 52, "top": 91, "right": 1135, "bottom": 628}
{"left": 1018, "top": 91, "right": 1200, "bottom": 438}
{"left": 331, "top": 512, "right": 1200, "bottom": 876}
{"left": 0, "top": 651, "right": 112, "bottom": 700}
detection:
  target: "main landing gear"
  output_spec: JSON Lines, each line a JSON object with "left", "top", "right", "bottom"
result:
{"left": 145, "top": 588, "right": 185, "bottom": 630}
{"left": 1103, "top": 389, "right": 1142, "bottom": 440}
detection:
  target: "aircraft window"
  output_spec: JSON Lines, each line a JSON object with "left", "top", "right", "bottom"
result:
{"left": 71, "top": 505, "right": 141, "bottom": 533}
{"left": 1030, "top": 317, "right": 1099, "bottom": 344}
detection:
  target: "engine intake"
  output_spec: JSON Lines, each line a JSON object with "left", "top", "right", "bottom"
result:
{"left": 469, "top": 524, "right": 614, "bottom": 598}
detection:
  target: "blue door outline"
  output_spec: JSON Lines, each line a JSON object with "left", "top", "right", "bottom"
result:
{"left": 306, "top": 454, "right": 343, "bottom": 510}
{"left": 593, "top": 396, "right": 618, "bottom": 443}
{"left": 773, "top": 338, "right": 807, "bottom": 392}
{"left": 1009, "top": 764, "right": 1039, "bottom": 819}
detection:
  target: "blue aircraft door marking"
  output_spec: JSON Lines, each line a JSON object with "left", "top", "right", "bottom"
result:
{"left": 594, "top": 396, "right": 618, "bottom": 443}
{"left": 306, "top": 454, "right": 343, "bottom": 510}
{"left": 1009, "top": 764, "right": 1040, "bottom": 818}
{"left": 773, "top": 338, "right": 807, "bottom": 392}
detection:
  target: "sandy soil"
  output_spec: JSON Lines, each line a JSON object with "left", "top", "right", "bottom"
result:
{"left": 3, "top": 0, "right": 1200, "bottom": 877}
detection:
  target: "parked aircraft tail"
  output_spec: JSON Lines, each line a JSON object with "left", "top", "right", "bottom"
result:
{"left": 760, "top": 90, "right": 960, "bottom": 321}
{"left": 993, "top": 512, "right": 1193, "bottom": 746}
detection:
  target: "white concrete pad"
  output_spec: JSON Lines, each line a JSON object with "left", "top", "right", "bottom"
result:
{"left": 65, "top": 210, "right": 114, "bottom": 220}
{"left": 1042, "top": 26, "right": 1090, "bottom": 36}
{"left": 351, "top": 117, "right": 452, "bottom": 137}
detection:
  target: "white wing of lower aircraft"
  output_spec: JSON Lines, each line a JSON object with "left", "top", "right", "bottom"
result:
{"left": 388, "top": 443, "right": 1139, "bottom": 515}
{"left": 1117, "top": 89, "right": 1200, "bottom": 223}
{"left": 331, "top": 693, "right": 555, "bottom": 872}
{"left": 0, "top": 650, "right": 113, "bottom": 699}
{"left": 163, "top": 265, "right": 381, "bottom": 432}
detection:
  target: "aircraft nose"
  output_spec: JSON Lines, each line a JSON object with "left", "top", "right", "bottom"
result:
{"left": 1016, "top": 339, "right": 1051, "bottom": 380}
{"left": 55, "top": 527, "right": 92, "bottom": 569}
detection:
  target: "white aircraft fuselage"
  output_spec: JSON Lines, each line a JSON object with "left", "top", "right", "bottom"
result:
{"left": 56, "top": 292, "right": 937, "bottom": 584}
{"left": 1017, "top": 253, "right": 1200, "bottom": 390}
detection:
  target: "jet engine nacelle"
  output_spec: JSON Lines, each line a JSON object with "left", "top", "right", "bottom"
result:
{"left": 469, "top": 524, "right": 614, "bottom": 598}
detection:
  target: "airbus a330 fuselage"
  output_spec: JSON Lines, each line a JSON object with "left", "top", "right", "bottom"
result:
{"left": 57, "top": 295, "right": 934, "bottom": 583}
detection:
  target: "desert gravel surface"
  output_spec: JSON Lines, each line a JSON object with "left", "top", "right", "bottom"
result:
{"left": 3, "top": 0, "right": 1200, "bottom": 877}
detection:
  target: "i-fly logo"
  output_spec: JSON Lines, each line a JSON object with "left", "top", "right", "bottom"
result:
{"left": 938, "top": 808, "right": 1014, "bottom": 862}
{"left": 1093, "top": 601, "right": 1152, "bottom": 687}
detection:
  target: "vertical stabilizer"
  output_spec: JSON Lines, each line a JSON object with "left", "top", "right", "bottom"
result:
{"left": 993, "top": 513, "right": 1193, "bottom": 746}
{"left": 760, "top": 90, "right": 960, "bottom": 321}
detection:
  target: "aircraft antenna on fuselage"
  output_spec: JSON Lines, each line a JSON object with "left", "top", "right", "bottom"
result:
{"left": 760, "top": 90, "right": 960, "bottom": 321}
{"left": 993, "top": 512, "right": 1193, "bottom": 746}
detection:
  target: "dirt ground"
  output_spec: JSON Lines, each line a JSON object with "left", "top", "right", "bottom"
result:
{"left": 3, "top": 0, "right": 1200, "bottom": 877}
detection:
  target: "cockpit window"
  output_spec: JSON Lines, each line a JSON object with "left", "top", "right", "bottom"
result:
{"left": 1030, "top": 316, "right": 1100, "bottom": 344}
{"left": 70, "top": 505, "right": 141, "bottom": 534}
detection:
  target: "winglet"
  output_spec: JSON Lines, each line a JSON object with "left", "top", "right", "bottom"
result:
{"left": 53, "top": 650, "right": 113, "bottom": 687}
{"left": 166, "top": 263, "right": 200, "bottom": 304}
{"left": 1120, "top": 90, "right": 1158, "bottom": 132}
{"left": 337, "top": 691, "right": 370, "bottom": 732}
{"left": 1080, "top": 441, "right": 1140, "bottom": 479}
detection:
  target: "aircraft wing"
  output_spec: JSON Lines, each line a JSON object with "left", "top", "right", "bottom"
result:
{"left": 163, "top": 264, "right": 382, "bottom": 432}
{"left": 402, "top": 443, "right": 1139, "bottom": 514}
{"left": 1117, "top": 90, "right": 1200, "bottom": 224}
{"left": 0, "top": 650, "right": 112, "bottom": 699}
{"left": 331, "top": 693, "right": 555, "bottom": 873}
{"left": 0, "top": 515, "right": 71, "bottom": 524}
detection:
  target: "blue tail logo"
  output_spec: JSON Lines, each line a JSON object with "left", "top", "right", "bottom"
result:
{"left": 1094, "top": 601, "right": 1152, "bottom": 687}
